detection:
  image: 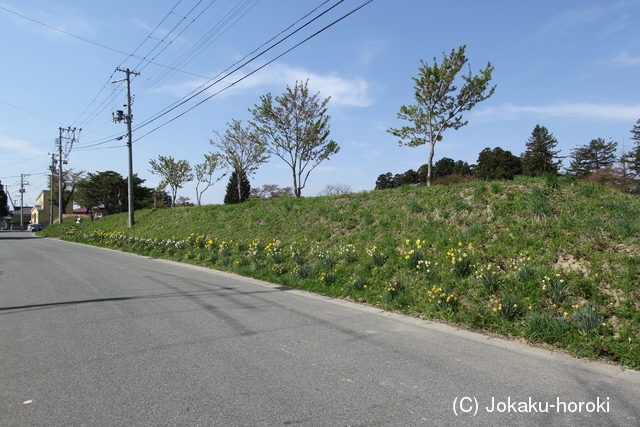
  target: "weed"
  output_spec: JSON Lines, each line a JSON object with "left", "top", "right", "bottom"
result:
{"left": 542, "top": 274, "right": 568, "bottom": 305}
{"left": 576, "top": 302, "right": 603, "bottom": 335}
{"left": 366, "top": 246, "right": 387, "bottom": 267}
{"left": 476, "top": 263, "right": 501, "bottom": 293}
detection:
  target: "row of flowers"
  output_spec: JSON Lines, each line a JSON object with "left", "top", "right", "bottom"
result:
{"left": 63, "top": 229, "right": 609, "bottom": 335}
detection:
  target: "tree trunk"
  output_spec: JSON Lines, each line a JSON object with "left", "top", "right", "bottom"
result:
{"left": 427, "top": 141, "right": 435, "bottom": 186}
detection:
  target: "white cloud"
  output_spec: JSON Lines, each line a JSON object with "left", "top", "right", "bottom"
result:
{"left": 474, "top": 102, "right": 640, "bottom": 122}
{"left": 157, "top": 62, "right": 379, "bottom": 108}
{"left": 612, "top": 50, "right": 640, "bottom": 67}
{"left": 234, "top": 63, "right": 379, "bottom": 107}
{"left": 0, "top": 135, "right": 49, "bottom": 157}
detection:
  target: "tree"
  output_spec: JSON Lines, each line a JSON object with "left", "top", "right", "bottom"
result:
{"left": 625, "top": 119, "right": 640, "bottom": 176}
{"left": 250, "top": 184, "right": 294, "bottom": 199}
{"left": 566, "top": 138, "right": 618, "bottom": 177}
{"left": 224, "top": 168, "right": 250, "bottom": 204}
{"left": 475, "top": 147, "right": 522, "bottom": 180}
{"left": 50, "top": 168, "right": 85, "bottom": 214}
{"left": 174, "top": 196, "right": 194, "bottom": 207}
{"left": 210, "top": 119, "right": 269, "bottom": 204}
{"left": 520, "top": 125, "right": 562, "bottom": 176}
{"left": 250, "top": 79, "right": 340, "bottom": 197}
{"left": 76, "top": 171, "right": 153, "bottom": 217}
{"left": 375, "top": 172, "right": 395, "bottom": 190}
{"left": 583, "top": 166, "right": 636, "bottom": 193}
{"left": 317, "top": 183, "right": 352, "bottom": 196}
{"left": 388, "top": 45, "right": 495, "bottom": 186}
{"left": 148, "top": 155, "right": 194, "bottom": 207}
{"left": 0, "top": 181, "right": 8, "bottom": 217}
{"left": 194, "top": 152, "right": 225, "bottom": 206}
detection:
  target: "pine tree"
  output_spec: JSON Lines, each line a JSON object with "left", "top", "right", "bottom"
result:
{"left": 223, "top": 168, "right": 250, "bottom": 204}
{"left": 627, "top": 118, "right": 640, "bottom": 176}
{"left": 521, "top": 125, "right": 562, "bottom": 176}
{"left": 566, "top": 138, "right": 617, "bottom": 177}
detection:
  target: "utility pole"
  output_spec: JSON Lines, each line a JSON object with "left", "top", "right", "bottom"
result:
{"left": 49, "top": 152, "right": 56, "bottom": 226}
{"left": 113, "top": 68, "right": 139, "bottom": 228}
{"left": 56, "top": 127, "right": 80, "bottom": 224}
{"left": 58, "top": 128, "right": 63, "bottom": 224}
{"left": 19, "top": 174, "right": 28, "bottom": 230}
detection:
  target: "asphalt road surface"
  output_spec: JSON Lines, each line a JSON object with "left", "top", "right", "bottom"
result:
{"left": 1, "top": 231, "right": 639, "bottom": 426}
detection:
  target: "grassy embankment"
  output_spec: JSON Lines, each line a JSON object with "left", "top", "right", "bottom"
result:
{"left": 41, "top": 176, "right": 640, "bottom": 369}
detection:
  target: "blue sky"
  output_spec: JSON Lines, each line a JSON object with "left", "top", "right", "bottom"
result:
{"left": 1, "top": 0, "right": 639, "bottom": 207}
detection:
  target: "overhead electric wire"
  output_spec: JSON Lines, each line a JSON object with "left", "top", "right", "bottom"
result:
{"left": 132, "top": 0, "right": 347, "bottom": 135}
{"left": 73, "top": 0, "right": 345, "bottom": 152}
{"left": 134, "top": 0, "right": 261, "bottom": 100}
{"left": 135, "top": 0, "right": 374, "bottom": 141}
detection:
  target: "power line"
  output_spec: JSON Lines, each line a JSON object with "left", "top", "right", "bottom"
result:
{"left": 133, "top": 0, "right": 348, "bottom": 134}
{"left": 135, "top": 0, "right": 373, "bottom": 139}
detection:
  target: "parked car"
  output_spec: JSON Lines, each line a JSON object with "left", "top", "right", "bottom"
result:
{"left": 28, "top": 223, "right": 43, "bottom": 232}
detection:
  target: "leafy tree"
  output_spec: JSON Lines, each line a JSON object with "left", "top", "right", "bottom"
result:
{"left": 210, "top": 119, "right": 269, "bottom": 204}
{"left": 250, "top": 79, "right": 340, "bottom": 197}
{"left": 76, "top": 171, "right": 152, "bottom": 217}
{"left": 475, "top": 147, "right": 522, "bottom": 180}
{"left": 224, "top": 168, "right": 251, "bottom": 204}
{"left": 148, "top": 155, "right": 194, "bottom": 207}
{"left": 317, "top": 183, "right": 352, "bottom": 196}
{"left": 250, "top": 184, "right": 294, "bottom": 199}
{"left": 194, "top": 152, "right": 225, "bottom": 206}
{"left": 388, "top": 45, "right": 495, "bottom": 186}
{"left": 50, "top": 168, "right": 85, "bottom": 214}
{"left": 566, "top": 138, "right": 618, "bottom": 177}
{"left": 0, "top": 181, "right": 8, "bottom": 217}
{"left": 521, "top": 125, "right": 562, "bottom": 176}
{"left": 375, "top": 172, "right": 395, "bottom": 190}
{"left": 174, "top": 196, "right": 194, "bottom": 207}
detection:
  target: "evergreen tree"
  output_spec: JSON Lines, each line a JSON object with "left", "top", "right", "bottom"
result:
{"left": 475, "top": 147, "right": 522, "bottom": 180}
{"left": 626, "top": 118, "right": 640, "bottom": 176}
{"left": 452, "top": 160, "right": 473, "bottom": 176}
{"left": 433, "top": 158, "right": 456, "bottom": 179}
{"left": 566, "top": 138, "right": 617, "bottom": 177}
{"left": 375, "top": 172, "right": 395, "bottom": 190}
{"left": 521, "top": 125, "right": 562, "bottom": 176}
{"left": 224, "top": 168, "right": 250, "bottom": 204}
{"left": 0, "top": 181, "right": 9, "bottom": 217}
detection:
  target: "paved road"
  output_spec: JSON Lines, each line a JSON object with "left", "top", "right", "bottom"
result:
{"left": 1, "top": 231, "right": 639, "bottom": 426}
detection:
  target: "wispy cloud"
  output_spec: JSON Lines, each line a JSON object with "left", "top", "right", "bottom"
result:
{"left": 1, "top": 3, "right": 98, "bottom": 42}
{"left": 155, "top": 62, "right": 381, "bottom": 108}
{"left": 230, "top": 63, "right": 380, "bottom": 108}
{"left": 0, "top": 135, "right": 49, "bottom": 158}
{"left": 474, "top": 102, "right": 640, "bottom": 122}
{"left": 612, "top": 50, "right": 640, "bottom": 67}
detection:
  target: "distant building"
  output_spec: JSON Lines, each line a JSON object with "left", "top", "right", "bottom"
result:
{"left": 29, "top": 190, "right": 73, "bottom": 226}
{"left": 11, "top": 206, "right": 33, "bottom": 230}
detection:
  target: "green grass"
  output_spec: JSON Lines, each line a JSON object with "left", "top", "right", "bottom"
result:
{"left": 40, "top": 177, "right": 640, "bottom": 369}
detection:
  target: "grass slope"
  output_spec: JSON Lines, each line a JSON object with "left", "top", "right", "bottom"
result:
{"left": 41, "top": 176, "right": 640, "bottom": 369}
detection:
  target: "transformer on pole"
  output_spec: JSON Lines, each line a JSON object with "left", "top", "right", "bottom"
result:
{"left": 112, "top": 68, "right": 140, "bottom": 228}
